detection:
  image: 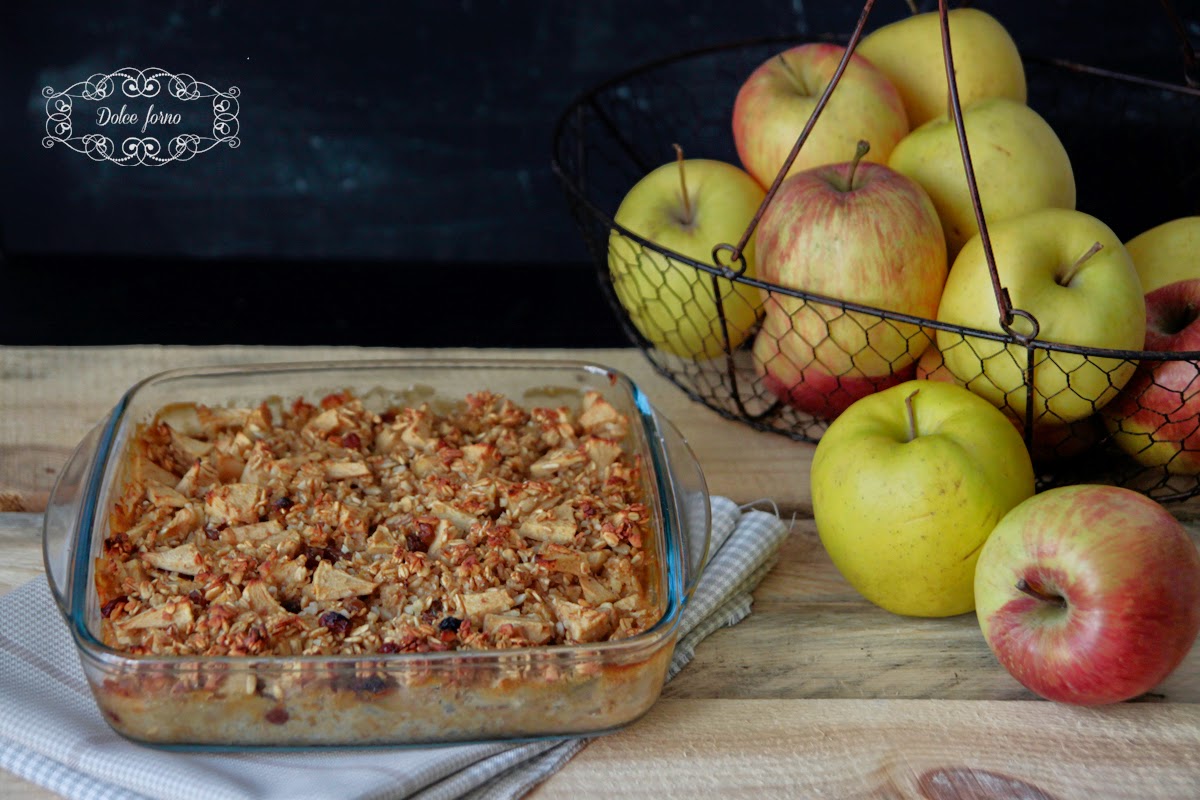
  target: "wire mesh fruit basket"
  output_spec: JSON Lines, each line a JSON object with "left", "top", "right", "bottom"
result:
{"left": 551, "top": 2, "right": 1200, "bottom": 500}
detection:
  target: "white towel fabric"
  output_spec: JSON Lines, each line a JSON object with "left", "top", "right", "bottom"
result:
{"left": 0, "top": 497, "right": 789, "bottom": 800}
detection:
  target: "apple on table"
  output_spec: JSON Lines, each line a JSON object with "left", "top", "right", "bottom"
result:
{"left": 751, "top": 142, "right": 947, "bottom": 419}
{"left": 812, "top": 379, "right": 1035, "bottom": 618}
{"left": 1102, "top": 278, "right": 1200, "bottom": 473}
{"left": 607, "top": 147, "right": 766, "bottom": 360}
{"left": 857, "top": 7, "right": 1026, "bottom": 129}
{"left": 975, "top": 484, "right": 1200, "bottom": 705}
{"left": 888, "top": 97, "right": 1076, "bottom": 259}
{"left": 1125, "top": 216, "right": 1200, "bottom": 293}
{"left": 936, "top": 207, "right": 1146, "bottom": 426}
{"left": 733, "top": 42, "right": 908, "bottom": 189}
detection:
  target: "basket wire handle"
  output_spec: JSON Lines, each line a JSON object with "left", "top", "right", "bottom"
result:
{"left": 707, "top": 0, "right": 879, "bottom": 424}
{"left": 936, "top": 0, "right": 1040, "bottom": 437}
{"left": 938, "top": 0, "right": 1025, "bottom": 337}
{"left": 711, "top": 0, "right": 879, "bottom": 274}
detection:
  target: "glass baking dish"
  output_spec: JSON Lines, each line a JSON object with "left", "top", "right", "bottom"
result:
{"left": 43, "top": 358, "right": 710, "bottom": 749}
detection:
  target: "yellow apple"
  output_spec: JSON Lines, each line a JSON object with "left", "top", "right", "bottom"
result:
{"left": 732, "top": 42, "right": 908, "bottom": 188}
{"left": 607, "top": 156, "right": 766, "bottom": 359}
{"left": 888, "top": 98, "right": 1076, "bottom": 258}
{"left": 936, "top": 208, "right": 1145, "bottom": 424}
{"left": 812, "top": 379, "right": 1035, "bottom": 617}
{"left": 857, "top": 7, "right": 1026, "bottom": 128}
{"left": 1125, "top": 216, "right": 1200, "bottom": 293}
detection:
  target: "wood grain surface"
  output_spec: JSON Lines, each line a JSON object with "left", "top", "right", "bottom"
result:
{"left": 531, "top": 699, "right": 1200, "bottom": 800}
{"left": 3, "top": 345, "right": 1200, "bottom": 799}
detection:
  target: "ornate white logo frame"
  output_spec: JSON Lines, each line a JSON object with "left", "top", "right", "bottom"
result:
{"left": 43, "top": 67, "right": 240, "bottom": 166}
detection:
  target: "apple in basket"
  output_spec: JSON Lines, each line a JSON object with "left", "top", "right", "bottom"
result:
{"left": 1103, "top": 278, "right": 1200, "bottom": 473}
{"left": 856, "top": 7, "right": 1027, "bottom": 128}
{"left": 1125, "top": 216, "right": 1200, "bottom": 293}
{"left": 917, "top": 341, "right": 1103, "bottom": 463}
{"left": 607, "top": 147, "right": 766, "bottom": 359}
{"left": 888, "top": 98, "right": 1077, "bottom": 259}
{"left": 732, "top": 42, "right": 908, "bottom": 188}
{"left": 975, "top": 484, "right": 1200, "bottom": 705}
{"left": 751, "top": 141, "right": 947, "bottom": 420}
{"left": 915, "top": 341, "right": 957, "bottom": 384}
{"left": 936, "top": 207, "right": 1145, "bottom": 426}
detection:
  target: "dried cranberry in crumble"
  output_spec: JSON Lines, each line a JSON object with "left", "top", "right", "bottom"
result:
{"left": 419, "top": 599, "right": 444, "bottom": 625}
{"left": 342, "top": 432, "right": 362, "bottom": 450}
{"left": 280, "top": 597, "right": 302, "bottom": 614}
{"left": 304, "top": 544, "right": 341, "bottom": 569}
{"left": 100, "top": 596, "right": 127, "bottom": 618}
{"left": 103, "top": 532, "right": 131, "bottom": 556}
{"left": 265, "top": 707, "right": 289, "bottom": 725}
{"left": 416, "top": 517, "right": 438, "bottom": 541}
{"left": 378, "top": 641, "right": 400, "bottom": 654}
{"left": 319, "top": 611, "right": 352, "bottom": 635}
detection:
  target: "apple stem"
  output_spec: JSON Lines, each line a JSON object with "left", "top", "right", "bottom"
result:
{"left": 776, "top": 53, "right": 805, "bottom": 95}
{"left": 1058, "top": 241, "right": 1104, "bottom": 286}
{"left": 672, "top": 143, "right": 692, "bottom": 226}
{"left": 845, "top": 140, "right": 871, "bottom": 192}
{"left": 1015, "top": 578, "right": 1067, "bottom": 609}
{"left": 904, "top": 0, "right": 919, "bottom": 15}
{"left": 904, "top": 388, "right": 920, "bottom": 442}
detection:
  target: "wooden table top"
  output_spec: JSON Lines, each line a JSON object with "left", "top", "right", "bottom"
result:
{"left": 3, "top": 346, "right": 1198, "bottom": 799}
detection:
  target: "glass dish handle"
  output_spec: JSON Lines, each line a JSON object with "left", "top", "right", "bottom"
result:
{"left": 42, "top": 422, "right": 103, "bottom": 615}
{"left": 657, "top": 413, "right": 711, "bottom": 600}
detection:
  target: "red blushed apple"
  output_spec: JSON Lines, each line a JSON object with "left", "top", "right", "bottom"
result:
{"left": 752, "top": 298, "right": 914, "bottom": 419}
{"left": 1103, "top": 278, "right": 1200, "bottom": 474}
{"left": 750, "top": 144, "right": 946, "bottom": 420}
{"left": 1021, "top": 416, "right": 1104, "bottom": 464}
{"left": 974, "top": 484, "right": 1200, "bottom": 706}
{"left": 732, "top": 42, "right": 908, "bottom": 188}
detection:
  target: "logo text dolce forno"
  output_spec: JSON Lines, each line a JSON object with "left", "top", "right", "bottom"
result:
{"left": 96, "top": 103, "right": 182, "bottom": 134}
{"left": 44, "top": 67, "right": 239, "bottom": 166}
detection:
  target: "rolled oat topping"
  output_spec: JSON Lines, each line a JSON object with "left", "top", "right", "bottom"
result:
{"left": 96, "top": 389, "right": 660, "bottom": 657}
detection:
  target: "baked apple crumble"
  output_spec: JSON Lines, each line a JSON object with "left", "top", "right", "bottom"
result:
{"left": 96, "top": 388, "right": 662, "bottom": 660}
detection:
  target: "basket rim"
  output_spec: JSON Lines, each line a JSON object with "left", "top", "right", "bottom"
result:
{"left": 550, "top": 36, "right": 1200, "bottom": 363}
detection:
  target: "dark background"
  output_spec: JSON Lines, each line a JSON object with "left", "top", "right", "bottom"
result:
{"left": 1, "top": 1, "right": 1198, "bottom": 347}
